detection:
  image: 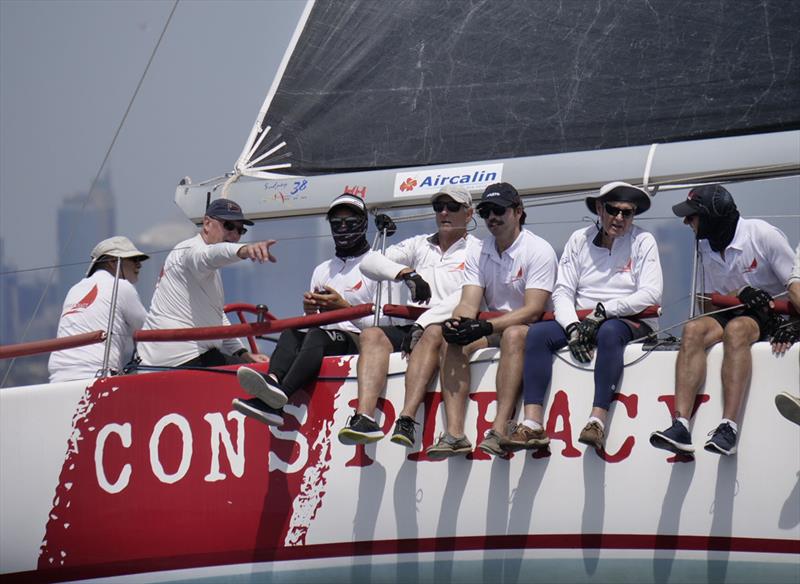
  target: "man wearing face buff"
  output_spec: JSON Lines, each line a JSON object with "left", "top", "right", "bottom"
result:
{"left": 508, "top": 182, "right": 662, "bottom": 453}
{"left": 650, "top": 184, "right": 795, "bottom": 457}
{"left": 233, "top": 193, "right": 381, "bottom": 426}
{"left": 428, "top": 182, "right": 558, "bottom": 458}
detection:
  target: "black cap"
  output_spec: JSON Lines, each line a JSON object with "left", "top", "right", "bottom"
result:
{"left": 205, "top": 198, "right": 254, "bottom": 225}
{"left": 585, "top": 181, "right": 651, "bottom": 215}
{"left": 477, "top": 182, "right": 521, "bottom": 209}
{"left": 672, "top": 184, "right": 736, "bottom": 218}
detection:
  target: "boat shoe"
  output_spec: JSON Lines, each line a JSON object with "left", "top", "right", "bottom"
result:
{"left": 236, "top": 366, "right": 288, "bottom": 409}
{"left": 500, "top": 423, "right": 550, "bottom": 451}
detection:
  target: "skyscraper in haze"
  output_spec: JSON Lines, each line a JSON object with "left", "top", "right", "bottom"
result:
{"left": 56, "top": 174, "right": 116, "bottom": 303}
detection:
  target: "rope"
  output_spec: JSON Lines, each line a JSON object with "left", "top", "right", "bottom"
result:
{"left": 1, "top": 0, "right": 180, "bottom": 388}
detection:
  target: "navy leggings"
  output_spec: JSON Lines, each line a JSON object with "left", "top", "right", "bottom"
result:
{"left": 522, "top": 319, "right": 633, "bottom": 410}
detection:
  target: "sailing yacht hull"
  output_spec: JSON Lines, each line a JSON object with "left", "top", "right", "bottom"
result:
{"left": 1, "top": 344, "right": 798, "bottom": 582}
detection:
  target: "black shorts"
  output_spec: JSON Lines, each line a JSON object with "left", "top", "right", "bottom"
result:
{"left": 374, "top": 325, "right": 414, "bottom": 351}
{"left": 706, "top": 308, "right": 774, "bottom": 340}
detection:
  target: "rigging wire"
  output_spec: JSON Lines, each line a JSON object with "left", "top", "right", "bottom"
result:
{"left": 1, "top": 0, "right": 181, "bottom": 388}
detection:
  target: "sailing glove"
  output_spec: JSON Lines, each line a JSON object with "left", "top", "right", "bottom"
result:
{"left": 737, "top": 286, "right": 773, "bottom": 311}
{"left": 374, "top": 213, "right": 397, "bottom": 237}
{"left": 401, "top": 271, "right": 432, "bottom": 303}
{"left": 576, "top": 302, "right": 607, "bottom": 348}
{"left": 442, "top": 317, "right": 493, "bottom": 345}
{"left": 566, "top": 322, "right": 592, "bottom": 363}
{"left": 400, "top": 324, "right": 424, "bottom": 355}
{"left": 770, "top": 319, "right": 799, "bottom": 345}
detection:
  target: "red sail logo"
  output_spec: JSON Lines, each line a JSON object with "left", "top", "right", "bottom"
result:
{"left": 617, "top": 258, "right": 633, "bottom": 273}
{"left": 62, "top": 285, "right": 99, "bottom": 317}
{"left": 347, "top": 280, "right": 363, "bottom": 292}
{"left": 743, "top": 258, "right": 758, "bottom": 273}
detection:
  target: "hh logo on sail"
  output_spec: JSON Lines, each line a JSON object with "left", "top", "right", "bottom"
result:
{"left": 394, "top": 163, "right": 503, "bottom": 198}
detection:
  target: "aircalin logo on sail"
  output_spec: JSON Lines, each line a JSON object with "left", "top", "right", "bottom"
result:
{"left": 393, "top": 163, "right": 503, "bottom": 198}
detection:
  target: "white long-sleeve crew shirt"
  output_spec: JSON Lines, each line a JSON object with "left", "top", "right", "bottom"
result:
{"left": 463, "top": 229, "right": 558, "bottom": 312}
{"left": 359, "top": 232, "right": 480, "bottom": 328}
{"left": 138, "top": 234, "right": 246, "bottom": 367}
{"left": 553, "top": 225, "right": 663, "bottom": 331}
{"left": 309, "top": 252, "right": 385, "bottom": 334}
{"left": 698, "top": 218, "right": 795, "bottom": 297}
{"left": 48, "top": 270, "right": 147, "bottom": 382}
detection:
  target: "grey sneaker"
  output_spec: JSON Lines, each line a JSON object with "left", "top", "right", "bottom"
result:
{"left": 578, "top": 421, "right": 605, "bottom": 451}
{"left": 502, "top": 423, "right": 549, "bottom": 451}
{"left": 338, "top": 413, "right": 384, "bottom": 445}
{"left": 232, "top": 397, "right": 283, "bottom": 426}
{"left": 390, "top": 415, "right": 418, "bottom": 447}
{"left": 650, "top": 419, "right": 695, "bottom": 454}
{"left": 775, "top": 392, "right": 800, "bottom": 425}
{"left": 425, "top": 433, "right": 472, "bottom": 459}
{"left": 703, "top": 422, "right": 737, "bottom": 456}
{"left": 478, "top": 429, "right": 506, "bottom": 456}
{"left": 236, "top": 367, "right": 288, "bottom": 409}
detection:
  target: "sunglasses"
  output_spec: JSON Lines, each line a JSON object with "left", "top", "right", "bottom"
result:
{"left": 432, "top": 201, "right": 465, "bottom": 213}
{"left": 477, "top": 204, "right": 512, "bottom": 219}
{"left": 215, "top": 218, "right": 247, "bottom": 235}
{"left": 603, "top": 203, "right": 634, "bottom": 218}
{"left": 329, "top": 216, "right": 363, "bottom": 230}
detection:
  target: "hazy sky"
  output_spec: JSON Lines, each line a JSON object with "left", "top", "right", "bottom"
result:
{"left": 0, "top": 0, "right": 305, "bottom": 270}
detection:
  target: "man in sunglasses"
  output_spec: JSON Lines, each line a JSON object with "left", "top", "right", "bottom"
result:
{"left": 510, "top": 182, "right": 662, "bottom": 453}
{"left": 138, "top": 198, "right": 277, "bottom": 372}
{"left": 49, "top": 236, "right": 150, "bottom": 382}
{"left": 234, "top": 193, "right": 384, "bottom": 426}
{"left": 650, "top": 184, "right": 795, "bottom": 457}
{"left": 337, "top": 186, "right": 479, "bottom": 446}
{"left": 427, "top": 182, "right": 558, "bottom": 458}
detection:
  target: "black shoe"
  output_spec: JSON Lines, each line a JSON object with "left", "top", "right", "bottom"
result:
{"left": 236, "top": 367, "right": 288, "bottom": 409}
{"left": 703, "top": 422, "right": 738, "bottom": 455}
{"left": 338, "top": 412, "right": 384, "bottom": 445}
{"left": 649, "top": 419, "right": 695, "bottom": 455}
{"left": 390, "top": 415, "right": 418, "bottom": 447}
{"left": 232, "top": 397, "right": 283, "bottom": 426}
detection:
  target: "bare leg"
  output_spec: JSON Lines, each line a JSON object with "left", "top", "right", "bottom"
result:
{"left": 491, "top": 325, "right": 528, "bottom": 435}
{"left": 440, "top": 339, "right": 485, "bottom": 437}
{"left": 399, "top": 325, "right": 444, "bottom": 418}
{"left": 720, "top": 317, "right": 760, "bottom": 422}
{"left": 355, "top": 327, "right": 393, "bottom": 416}
{"left": 674, "top": 317, "right": 724, "bottom": 419}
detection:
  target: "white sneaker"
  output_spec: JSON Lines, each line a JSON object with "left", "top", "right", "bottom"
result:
{"left": 775, "top": 392, "right": 800, "bottom": 426}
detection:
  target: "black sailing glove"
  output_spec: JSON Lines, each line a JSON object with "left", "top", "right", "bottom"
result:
{"left": 374, "top": 213, "right": 397, "bottom": 237}
{"left": 771, "top": 320, "right": 799, "bottom": 345}
{"left": 576, "top": 302, "right": 607, "bottom": 348}
{"left": 401, "top": 270, "right": 432, "bottom": 303}
{"left": 442, "top": 317, "right": 493, "bottom": 346}
{"left": 566, "top": 322, "right": 592, "bottom": 363}
{"left": 738, "top": 286, "right": 773, "bottom": 311}
{"left": 400, "top": 324, "right": 424, "bottom": 355}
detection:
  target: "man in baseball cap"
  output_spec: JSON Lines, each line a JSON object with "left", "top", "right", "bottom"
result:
{"left": 651, "top": 184, "right": 795, "bottom": 457}
{"left": 49, "top": 236, "right": 150, "bottom": 382}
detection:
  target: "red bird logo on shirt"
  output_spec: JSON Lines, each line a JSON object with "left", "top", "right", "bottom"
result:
{"left": 510, "top": 266, "right": 524, "bottom": 282}
{"left": 347, "top": 280, "right": 364, "bottom": 292}
{"left": 449, "top": 262, "right": 465, "bottom": 272}
{"left": 743, "top": 258, "right": 758, "bottom": 273}
{"left": 62, "top": 285, "right": 99, "bottom": 317}
{"left": 617, "top": 258, "right": 633, "bottom": 273}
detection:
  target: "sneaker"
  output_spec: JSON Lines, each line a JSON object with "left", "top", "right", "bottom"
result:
{"left": 501, "top": 423, "right": 549, "bottom": 451}
{"left": 390, "top": 415, "right": 418, "bottom": 447}
{"left": 649, "top": 419, "right": 695, "bottom": 454}
{"left": 775, "top": 392, "right": 800, "bottom": 426}
{"left": 477, "top": 429, "right": 506, "bottom": 456}
{"left": 704, "top": 422, "right": 738, "bottom": 455}
{"left": 337, "top": 413, "right": 384, "bottom": 445}
{"left": 237, "top": 367, "right": 288, "bottom": 409}
{"left": 232, "top": 397, "right": 283, "bottom": 426}
{"left": 425, "top": 433, "right": 472, "bottom": 459}
{"left": 578, "top": 421, "right": 605, "bottom": 451}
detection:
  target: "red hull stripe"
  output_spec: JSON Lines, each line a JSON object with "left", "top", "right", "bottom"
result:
{"left": 9, "top": 534, "right": 799, "bottom": 583}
